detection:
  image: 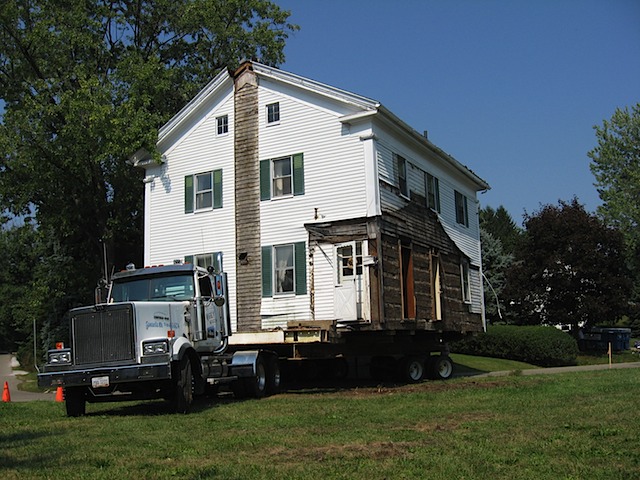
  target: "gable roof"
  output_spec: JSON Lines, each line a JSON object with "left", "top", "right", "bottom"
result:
{"left": 155, "top": 60, "right": 489, "bottom": 191}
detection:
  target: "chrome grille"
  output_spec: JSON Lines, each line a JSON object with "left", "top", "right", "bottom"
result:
{"left": 72, "top": 305, "right": 135, "bottom": 365}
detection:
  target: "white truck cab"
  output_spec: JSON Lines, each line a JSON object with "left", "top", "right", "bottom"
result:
{"left": 38, "top": 263, "right": 279, "bottom": 416}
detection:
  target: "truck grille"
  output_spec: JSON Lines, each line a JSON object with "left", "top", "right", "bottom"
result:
{"left": 71, "top": 305, "right": 136, "bottom": 365}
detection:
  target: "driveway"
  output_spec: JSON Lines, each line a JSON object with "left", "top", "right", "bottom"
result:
{"left": 473, "top": 361, "right": 640, "bottom": 377}
{"left": 0, "top": 353, "right": 56, "bottom": 402}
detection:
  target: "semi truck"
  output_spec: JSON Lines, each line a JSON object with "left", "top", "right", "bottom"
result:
{"left": 37, "top": 263, "right": 280, "bottom": 416}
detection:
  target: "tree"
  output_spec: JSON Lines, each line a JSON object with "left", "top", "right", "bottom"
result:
{"left": 479, "top": 205, "right": 521, "bottom": 323}
{"left": 479, "top": 205, "right": 523, "bottom": 256}
{"left": 505, "top": 199, "right": 632, "bottom": 335}
{"left": 0, "top": 0, "right": 298, "bottom": 362}
{"left": 480, "top": 228, "right": 513, "bottom": 323}
{"left": 588, "top": 103, "right": 640, "bottom": 334}
{"left": 589, "top": 103, "right": 640, "bottom": 256}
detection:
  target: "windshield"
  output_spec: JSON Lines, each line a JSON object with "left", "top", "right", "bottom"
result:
{"left": 110, "top": 274, "right": 195, "bottom": 302}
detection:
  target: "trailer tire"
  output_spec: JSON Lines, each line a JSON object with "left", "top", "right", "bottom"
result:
{"left": 171, "top": 356, "right": 194, "bottom": 413}
{"left": 428, "top": 355, "right": 454, "bottom": 380}
{"left": 399, "top": 356, "right": 426, "bottom": 383}
{"left": 266, "top": 356, "right": 281, "bottom": 395}
{"left": 65, "top": 387, "right": 86, "bottom": 417}
{"left": 245, "top": 355, "right": 268, "bottom": 399}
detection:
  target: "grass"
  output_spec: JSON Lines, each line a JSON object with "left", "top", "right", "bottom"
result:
{"left": 3, "top": 368, "right": 640, "bottom": 479}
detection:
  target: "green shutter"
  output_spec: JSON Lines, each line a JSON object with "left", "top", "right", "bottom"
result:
{"left": 184, "top": 255, "right": 194, "bottom": 265}
{"left": 213, "top": 169, "right": 223, "bottom": 209}
{"left": 294, "top": 241, "right": 307, "bottom": 295}
{"left": 293, "top": 153, "right": 304, "bottom": 196}
{"left": 261, "top": 246, "right": 272, "bottom": 297}
{"left": 185, "top": 176, "right": 194, "bottom": 213}
{"left": 260, "top": 160, "right": 271, "bottom": 201}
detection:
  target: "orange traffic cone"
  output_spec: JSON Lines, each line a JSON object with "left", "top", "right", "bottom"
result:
{"left": 55, "top": 386, "right": 64, "bottom": 402}
{"left": 2, "top": 381, "right": 10, "bottom": 402}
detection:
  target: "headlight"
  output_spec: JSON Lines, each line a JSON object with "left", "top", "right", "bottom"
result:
{"left": 48, "top": 349, "right": 72, "bottom": 365}
{"left": 143, "top": 341, "right": 169, "bottom": 356}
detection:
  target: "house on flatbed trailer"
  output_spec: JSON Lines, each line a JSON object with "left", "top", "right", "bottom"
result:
{"left": 132, "top": 61, "right": 490, "bottom": 363}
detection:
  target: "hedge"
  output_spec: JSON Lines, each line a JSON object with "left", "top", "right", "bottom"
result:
{"left": 452, "top": 325, "right": 579, "bottom": 367}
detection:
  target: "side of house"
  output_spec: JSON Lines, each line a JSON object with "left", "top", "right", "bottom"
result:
{"left": 136, "top": 61, "right": 489, "bottom": 346}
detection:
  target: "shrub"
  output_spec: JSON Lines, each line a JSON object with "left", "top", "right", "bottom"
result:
{"left": 452, "top": 325, "right": 579, "bottom": 367}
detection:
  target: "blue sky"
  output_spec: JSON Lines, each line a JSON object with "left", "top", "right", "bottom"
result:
{"left": 274, "top": 0, "right": 640, "bottom": 224}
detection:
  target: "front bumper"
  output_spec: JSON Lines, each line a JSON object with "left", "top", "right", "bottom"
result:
{"left": 37, "top": 362, "right": 172, "bottom": 389}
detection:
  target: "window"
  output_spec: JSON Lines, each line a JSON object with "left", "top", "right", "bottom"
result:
{"left": 272, "top": 157, "right": 292, "bottom": 197}
{"left": 261, "top": 242, "right": 307, "bottom": 297}
{"left": 260, "top": 154, "right": 304, "bottom": 200}
{"left": 267, "top": 102, "right": 280, "bottom": 124}
{"left": 216, "top": 115, "right": 228, "bottom": 135}
{"left": 461, "top": 260, "right": 471, "bottom": 303}
{"left": 395, "top": 154, "right": 408, "bottom": 197}
{"left": 455, "top": 190, "right": 469, "bottom": 227}
{"left": 425, "top": 173, "right": 440, "bottom": 212}
{"left": 184, "top": 170, "right": 222, "bottom": 213}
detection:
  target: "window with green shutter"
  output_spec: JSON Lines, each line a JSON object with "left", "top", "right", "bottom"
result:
{"left": 261, "top": 242, "right": 307, "bottom": 297}
{"left": 259, "top": 154, "right": 304, "bottom": 201}
{"left": 185, "top": 169, "right": 223, "bottom": 213}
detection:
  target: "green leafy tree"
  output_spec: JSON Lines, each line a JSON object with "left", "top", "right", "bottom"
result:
{"left": 479, "top": 205, "right": 523, "bottom": 256}
{"left": 0, "top": 0, "right": 298, "bottom": 362}
{"left": 588, "top": 103, "right": 640, "bottom": 334}
{"left": 505, "top": 199, "right": 632, "bottom": 335}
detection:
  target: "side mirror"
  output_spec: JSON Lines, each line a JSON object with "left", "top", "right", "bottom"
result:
{"left": 213, "top": 296, "right": 225, "bottom": 307}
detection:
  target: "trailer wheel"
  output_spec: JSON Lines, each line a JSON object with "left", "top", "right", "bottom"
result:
{"left": 172, "top": 356, "right": 194, "bottom": 413}
{"left": 266, "top": 356, "right": 281, "bottom": 395}
{"left": 400, "top": 356, "right": 426, "bottom": 383}
{"left": 245, "top": 355, "right": 268, "bottom": 398}
{"left": 429, "top": 355, "right": 454, "bottom": 380}
{"left": 65, "top": 387, "right": 86, "bottom": 417}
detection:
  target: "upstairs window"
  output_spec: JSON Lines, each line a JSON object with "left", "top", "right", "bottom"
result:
{"left": 455, "top": 190, "right": 469, "bottom": 227}
{"left": 216, "top": 115, "right": 228, "bottom": 135}
{"left": 266, "top": 102, "right": 280, "bottom": 124}
{"left": 260, "top": 153, "right": 304, "bottom": 200}
{"left": 184, "top": 170, "right": 223, "bottom": 213}
{"left": 395, "top": 154, "right": 408, "bottom": 198}
{"left": 425, "top": 173, "right": 441, "bottom": 212}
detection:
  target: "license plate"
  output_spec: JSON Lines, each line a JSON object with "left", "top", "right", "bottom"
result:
{"left": 92, "top": 376, "right": 110, "bottom": 388}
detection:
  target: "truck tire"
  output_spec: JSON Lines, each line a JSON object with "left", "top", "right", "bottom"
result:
{"left": 65, "top": 387, "right": 86, "bottom": 417}
{"left": 171, "top": 356, "right": 194, "bottom": 413}
{"left": 428, "top": 355, "right": 454, "bottom": 380}
{"left": 399, "top": 356, "right": 426, "bottom": 383}
{"left": 266, "top": 355, "right": 281, "bottom": 395}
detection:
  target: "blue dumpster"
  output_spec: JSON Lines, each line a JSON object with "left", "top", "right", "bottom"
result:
{"left": 580, "top": 327, "right": 631, "bottom": 352}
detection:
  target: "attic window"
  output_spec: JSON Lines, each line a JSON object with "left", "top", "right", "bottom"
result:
{"left": 455, "top": 190, "right": 469, "bottom": 227}
{"left": 216, "top": 115, "right": 228, "bottom": 135}
{"left": 267, "top": 102, "right": 280, "bottom": 124}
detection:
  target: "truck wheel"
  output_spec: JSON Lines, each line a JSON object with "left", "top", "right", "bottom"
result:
{"left": 65, "top": 387, "right": 86, "bottom": 417}
{"left": 172, "top": 356, "right": 194, "bottom": 413}
{"left": 428, "top": 355, "right": 454, "bottom": 380}
{"left": 266, "top": 356, "right": 281, "bottom": 395}
{"left": 400, "top": 356, "right": 426, "bottom": 383}
{"left": 246, "top": 355, "right": 268, "bottom": 398}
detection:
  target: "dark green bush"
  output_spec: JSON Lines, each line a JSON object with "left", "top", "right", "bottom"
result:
{"left": 452, "top": 325, "right": 579, "bottom": 367}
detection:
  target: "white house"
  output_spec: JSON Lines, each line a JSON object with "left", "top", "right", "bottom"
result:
{"left": 134, "top": 61, "right": 490, "bottom": 342}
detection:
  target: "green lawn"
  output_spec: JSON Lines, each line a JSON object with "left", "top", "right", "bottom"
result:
{"left": 3, "top": 368, "right": 639, "bottom": 479}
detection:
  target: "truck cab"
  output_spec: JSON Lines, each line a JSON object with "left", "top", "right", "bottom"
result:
{"left": 38, "top": 264, "right": 278, "bottom": 416}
